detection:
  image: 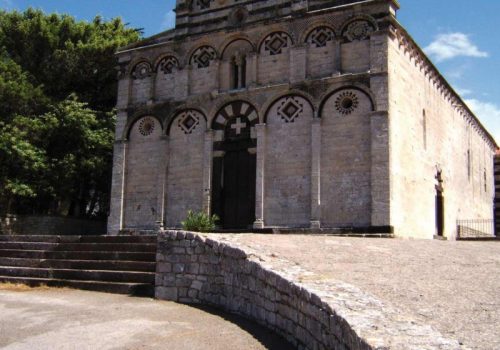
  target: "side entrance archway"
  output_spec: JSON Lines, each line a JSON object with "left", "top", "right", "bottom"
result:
{"left": 211, "top": 101, "right": 259, "bottom": 229}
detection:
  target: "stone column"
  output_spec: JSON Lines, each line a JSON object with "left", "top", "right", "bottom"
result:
{"left": 156, "top": 136, "right": 169, "bottom": 230}
{"left": 310, "top": 118, "right": 321, "bottom": 228}
{"left": 107, "top": 140, "right": 128, "bottom": 235}
{"left": 254, "top": 124, "right": 267, "bottom": 229}
{"left": 202, "top": 130, "right": 214, "bottom": 214}
{"left": 247, "top": 52, "right": 258, "bottom": 87}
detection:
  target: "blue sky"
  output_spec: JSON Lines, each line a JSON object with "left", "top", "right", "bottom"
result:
{"left": 1, "top": 0, "right": 499, "bottom": 143}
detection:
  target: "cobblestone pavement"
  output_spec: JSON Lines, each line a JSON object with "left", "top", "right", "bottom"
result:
{"left": 213, "top": 235, "right": 500, "bottom": 350}
{"left": 0, "top": 287, "right": 291, "bottom": 350}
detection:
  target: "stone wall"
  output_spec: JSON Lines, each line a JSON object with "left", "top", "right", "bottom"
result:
{"left": 388, "top": 27, "right": 496, "bottom": 239}
{"left": 495, "top": 152, "right": 500, "bottom": 236}
{"left": 320, "top": 88, "right": 373, "bottom": 227}
{"left": 123, "top": 116, "right": 163, "bottom": 229}
{"left": 264, "top": 95, "right": 313, "bottom": 227}
{"left": 0, "top": 215, "right": 106, "bottom": 235}
{"left": 156, "top": 230, "right": 463, "bottom": 350}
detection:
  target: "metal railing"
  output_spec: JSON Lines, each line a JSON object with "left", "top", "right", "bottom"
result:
{"left": 457, "top": 219, "right": 495, "bottom": 238}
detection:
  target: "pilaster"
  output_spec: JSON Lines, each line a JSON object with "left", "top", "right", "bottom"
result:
{"left": 156, "top": 136, "right": 169, "bottom": 230}
{"left": 290, "top": 45, "right": 307, "bottom": 83}
{"left": 202, "top": 130, "right": 214, "bottom": 214}
{"left": 310, "top": 118, "right": 321, "bottom": 228}
{"left": 254, "top": 124, "right": 267, "bottom": 229}
{"left": 107, "top": 140, "right": 128, "bottom": 235}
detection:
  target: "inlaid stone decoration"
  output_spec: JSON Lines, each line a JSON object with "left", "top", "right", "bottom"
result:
{"left": 132, "top": 62, "right": 152, "bottom": 79}
{"left": 190, "top": 46, "right": 217, "bottom": 68}
{"left": 138, "top": 117, "right": 156, "bottom": 136}
{"left": 335, "top": 91, "right": 359, "bottom": 115}
{"left": 158, "top": 56, "right": 179, "bottom": 74}
{"left": 263, "top": 32, "right": 291, "bottom": 55}
{"left": 344, "top": 20, "right": 375, "bottom": 41}
{"left": 197, "top": 0, "right": 213, "bottom": 10}
{"left": 277, "top": 96, "right": 305, "bottom": 123}
{"left": 213, "top": 101, "right": 259, "bottom": 140}
{"left": 177, "top": 110, "right": 201, "bottom": 134}
{"left": 307, "top": 26, "right": 335, "bottom": 48}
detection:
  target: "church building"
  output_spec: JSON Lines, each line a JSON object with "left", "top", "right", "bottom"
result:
{"left": 108, "top": 0, "right": 498, "bottom": 239}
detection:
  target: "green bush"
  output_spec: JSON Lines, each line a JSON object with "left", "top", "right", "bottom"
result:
{"left": 181, "top": 210, "right": 219, "bottom": 232}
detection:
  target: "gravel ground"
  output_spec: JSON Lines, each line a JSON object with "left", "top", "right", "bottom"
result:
{"left": 213, "top": 235, "right": 500, "bottom": 350}
{"left": 0, "top": 287, "right": 292, "bottom": 350}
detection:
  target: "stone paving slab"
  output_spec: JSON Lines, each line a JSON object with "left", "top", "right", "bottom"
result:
{"left": 210, "top": 234, "right": 500, "bottom": 350}
{"left": 0, "top": 286, "right": 291, "bottom": 350}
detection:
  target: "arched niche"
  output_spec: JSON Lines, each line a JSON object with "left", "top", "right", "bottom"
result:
{"left": 123, "top": 116, "right": 163, "bottom": 229}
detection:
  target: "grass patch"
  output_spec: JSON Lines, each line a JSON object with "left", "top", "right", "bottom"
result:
{"left": 0, "top": 282, "right": 52, "bottom": 292}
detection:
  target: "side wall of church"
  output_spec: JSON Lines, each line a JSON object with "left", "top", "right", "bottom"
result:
{"left": 388, "top": 31, "right": 496, "bottom": 239}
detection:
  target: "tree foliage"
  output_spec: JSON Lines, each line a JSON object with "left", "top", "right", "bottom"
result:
{"left": 0, "top": 9, "right": 141, "bottom": 217}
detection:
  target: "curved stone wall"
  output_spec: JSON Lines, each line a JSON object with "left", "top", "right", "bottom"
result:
{"left": 155, "top": 231, "right": 462, "bottom": 349}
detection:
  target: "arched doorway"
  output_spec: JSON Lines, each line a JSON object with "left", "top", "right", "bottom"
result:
{"left": 212, "top": 101, "right": 258, "bottom": 229}
{"left": 435, "top": 170, "right": 445, "bottom": 237}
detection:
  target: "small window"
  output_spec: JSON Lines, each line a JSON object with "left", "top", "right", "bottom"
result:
{"left": 484, "top": 169, "right": 487, "bottom": 193}
{"left": 422, "top": 109, "right": 427, "bottom": 150}
{"left": 467, "top": 150, "right": 471, "bottom": 182}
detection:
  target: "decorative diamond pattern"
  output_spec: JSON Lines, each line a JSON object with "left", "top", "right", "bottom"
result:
{"left": 191, "top": 46, "right": 217, "bottom": 68}
{"left": 277, "top": 97, "right": 304, "bottom": 123}
{"left": 158, "top": 56, "right": 178, "bottom": 74}
{"left": 263, "top": 33, "right": 290, "bottom": 55}
{"left": 178, "top": 111, "right": 200, "bottom": 134}
{"left": 307, "top": 27, "right": 335, "bottom": 48}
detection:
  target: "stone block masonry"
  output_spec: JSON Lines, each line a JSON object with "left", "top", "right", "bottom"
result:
{"left": 495, "top": 152, "right": 500, "bottom": 236}
{"left": 156, "top": 231, "right": 464, "bottom": 350}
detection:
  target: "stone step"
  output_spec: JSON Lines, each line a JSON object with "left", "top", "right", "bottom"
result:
{"left": 0, "top": 257, "right": 156, "bottom": 272}
{"left": 0, "top": 235, "right": 157, "bottom": 244}
{"left": 0, "top": 266, "right": 155, "bottom": 284}
{"left": 0, "top": 242, "right": 157, "bottom": 252}
{"left": 0, "top": 276, "right": 153, "bottom": 297}
{"left": 0, "top": 249, "right": 156, "bottom": 261}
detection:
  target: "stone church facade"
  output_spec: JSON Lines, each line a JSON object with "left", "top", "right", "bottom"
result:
{"left": 108, "top": 0, "right": 497, "bottom": 239}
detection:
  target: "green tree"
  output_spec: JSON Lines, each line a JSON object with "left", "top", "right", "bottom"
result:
{"left": 0, "top": 9, "right": 140, "bottom": 217}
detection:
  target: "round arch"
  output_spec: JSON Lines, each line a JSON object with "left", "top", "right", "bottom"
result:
{"left": 166, "top": 108, "right": 208, "bottom": 136}
{"left": 262, "top": 91, "right": 316, "bottom": 123}
{"left": 318, "top": 85, "right": 376, "bottom": 117}
{"left": 124, "top": 114, "right": 163, "bottom": 140}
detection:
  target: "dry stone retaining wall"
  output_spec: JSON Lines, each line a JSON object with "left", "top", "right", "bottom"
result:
{"left": 155, "top": 231, "right": 464, "bottom": 350}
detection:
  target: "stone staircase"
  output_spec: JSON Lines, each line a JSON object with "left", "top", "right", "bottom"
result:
{"left": 0, "top": 235, "right": 157, "bottom": 296}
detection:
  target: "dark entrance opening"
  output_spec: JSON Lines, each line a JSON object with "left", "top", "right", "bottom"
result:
{"left": 435, "top": 170, "right": 445, "bottom": 236}
{"left": 212, "top": 113, "right": 256, "bottom": 229}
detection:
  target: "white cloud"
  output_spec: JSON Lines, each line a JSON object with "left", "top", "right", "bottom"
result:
{"left": 424, "top": 33, "right": 488, "bottom": 62}
{"left": 161, "top": 10, "right": 176, "bottom": 31}
{"left": 465, "top": 99, "right": 500, "bottom": 144}
{"left": 454, "top": 87, "right": 472, "bottom": 97}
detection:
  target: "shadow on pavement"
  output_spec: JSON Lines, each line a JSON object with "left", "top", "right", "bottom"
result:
{"left": 191, "top": 304, "right": 296, "bottom": 350}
